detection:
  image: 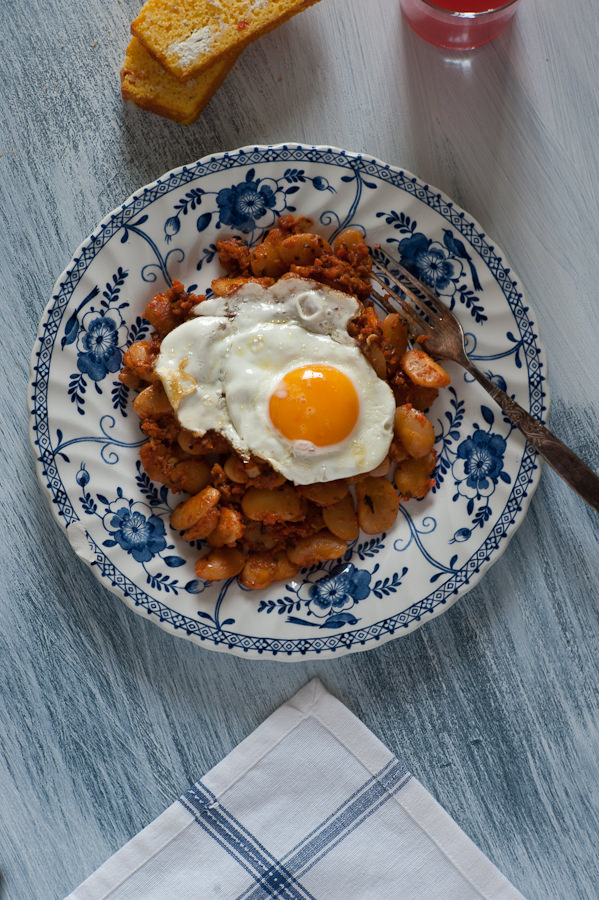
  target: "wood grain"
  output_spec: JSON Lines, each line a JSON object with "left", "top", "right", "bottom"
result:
{"left": 2, "top": 0, "right": 599, "bottom": 898}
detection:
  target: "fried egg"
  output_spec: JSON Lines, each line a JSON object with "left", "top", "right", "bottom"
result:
{"left": 154, "top": 275, "right": 395, "bottom": 484}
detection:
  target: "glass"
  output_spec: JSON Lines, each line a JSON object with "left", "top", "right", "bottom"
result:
{"left": 400, "top": 0, "right": 520, "bottom": 50}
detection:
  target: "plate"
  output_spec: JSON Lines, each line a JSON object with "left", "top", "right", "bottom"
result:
{"left": 29, "top": 144, "right": 546, "bottom": 659}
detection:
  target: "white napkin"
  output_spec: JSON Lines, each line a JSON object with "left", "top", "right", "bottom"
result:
{"left": 66, "top": 679, "right": 525, "bottom": 900}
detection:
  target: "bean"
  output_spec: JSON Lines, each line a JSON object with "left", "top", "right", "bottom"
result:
{"left": 239, "top": 552, "right": 278, "bottom": 590}
{"left": 381, "top": 313, "right": 409, "bottom": 358}
{"left": 240, "top": 551, "right": 301, "bottom": 590}
{"left": 223, "top": 454, "right": 261, "bottom": 483}
{"left": 250, "top": 469, "right": 287, "bottom": 489}
{"left": 322, "top": 494, "right": 359, "bottom": 542}
{"left": 143, "top": 281, "right": 191, "bottom": 336}
{"left": 393, "top": 452, "right": 436, "bottom": 500}
{"left": 211, "top": 276, "right": 274, "bottom": 296}
{"left": 183, "top": 506, "right": 220, "bottom": 542}
{"left": 287, "top": 531, "right": 348, "bottom": 567}
{"left": 169, "top": 459, "right": 211, "bottom": 495}
{"left": 206, "top": 507, "right": 245, "bottom": 547}
{"left": 143, "top": 294, "right": 179, "bottom": 336}
{"left": 273, "top": 551, "right": 302, "bottom": 581}
{"left": 249, "top": 240, "right": 287, "bottom": 279}
{"left": 133, "top": 383, "right": 172, "bottom": 419}
{"left": 288, "top": 216, "right": 314, "bottom": 234}
{"left": 364, "top": 335, "right": 387, "bottom": 379}
{"left": 242, "top": 522, "right": 279, "bottom": 550}
{"left": 388, "top": 437, "right": 410, "bottom": 465}
{"left": 332, "top": 228, "right": 367, "bottom": 254}
{"left": 241, "top": 485, "right": 305, "bottom": 523}
{"left": 171, "top": 486, "right": 220, "bottom": 531}
{"left": 394, "top": 404, "right": 435, "bottom": 459}
{"left": 401, "top": 349, "right": 450, "bottom": 388}
{"left": 298, "top": 480, "right": 349, "bottom": 507}
{"left": 194, "top": 548, "right": 245, "bottom": 582}
{"left": 122, "top": 340, "right": 159, "bottom": 382}
{"left": 223, "top": 454, "right": 249, "bottom": 483}
{"left": 138, "top": 444, "right": 169, "bottom": 484}
{"left": 355, "top": 477, "right": 399, "bottom": 534}
{"left": 177, "top": 428, "right": 208, "bottom": 456}
{"left": 119, "top": 370, "right": 142, "bottom": 390}
{"left": 278, "top": 233, "right": 332, "bottom": 266}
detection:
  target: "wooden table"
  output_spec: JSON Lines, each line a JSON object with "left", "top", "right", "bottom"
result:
{"left": 2, "top": 1, "right": 599, "bottom": 897}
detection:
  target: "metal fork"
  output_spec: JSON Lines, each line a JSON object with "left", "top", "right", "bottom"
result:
{"left": 371, "top": 252, "right": 599, "bottom": 512}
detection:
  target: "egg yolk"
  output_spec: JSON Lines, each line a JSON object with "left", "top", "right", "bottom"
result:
{"left": 269, "top": 365, "right": 359, "bottom": 447}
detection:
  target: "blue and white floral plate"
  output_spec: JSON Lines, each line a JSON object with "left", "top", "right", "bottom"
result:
{"left": 29, "top": 144, "right": 546, "bottom": 660}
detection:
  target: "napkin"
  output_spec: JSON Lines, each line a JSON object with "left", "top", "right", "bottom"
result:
{"left": 66, "top": 679, "right": 525, "bottom": 900}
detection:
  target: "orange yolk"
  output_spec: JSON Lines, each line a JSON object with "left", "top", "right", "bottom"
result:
{"left": 269, "top": 365, "right": 359, "bottom": 447}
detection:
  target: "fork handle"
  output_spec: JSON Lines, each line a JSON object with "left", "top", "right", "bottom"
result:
{"left": 465, "top": 361, "right": 599, "bottom": 512}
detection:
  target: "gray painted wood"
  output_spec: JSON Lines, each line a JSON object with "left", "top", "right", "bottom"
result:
{"left": 2, "top": 0, "right": 599, "bottom": 897}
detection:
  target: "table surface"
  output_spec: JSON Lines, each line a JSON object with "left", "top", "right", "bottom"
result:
{"left": 2, "top": 1, "right": 599, "bottom": 898}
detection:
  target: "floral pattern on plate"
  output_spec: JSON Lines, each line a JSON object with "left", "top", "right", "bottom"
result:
{"left": 29, "top": 144, "right": 546, "bottom": 659}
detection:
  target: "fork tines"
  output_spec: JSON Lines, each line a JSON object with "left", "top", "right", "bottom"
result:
{"left": 370, "top": 250, "right": 446, "bottom": 337}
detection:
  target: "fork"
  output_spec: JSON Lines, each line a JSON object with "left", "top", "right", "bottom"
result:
{"left": 371, "top": 252, "right": 599, "bottom": 512}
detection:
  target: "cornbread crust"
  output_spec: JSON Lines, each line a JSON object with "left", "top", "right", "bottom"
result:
{"left": 121, "top": 37, "right": 239, "bottom": 124}
{"left": 131, "top": 0, "right": 323, "bottom": 82}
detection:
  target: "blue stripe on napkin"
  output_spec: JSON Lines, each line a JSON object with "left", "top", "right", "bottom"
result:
{"left": 181, "top": 783, "right": 314, "bottom": 900}
{"left": 180, "top": 758, "right": 410, "bottom": 900}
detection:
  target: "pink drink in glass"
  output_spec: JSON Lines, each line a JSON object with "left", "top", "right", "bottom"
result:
{"left": 400, "top": 0, "right": 520, "bottom": 50}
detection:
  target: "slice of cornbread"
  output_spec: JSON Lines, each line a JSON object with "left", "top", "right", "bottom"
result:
{"left": 131, "top": 0, "right": 323, "bottom": 82}
{"left": 121, "top": 37, "right": 239, "bottom": 124}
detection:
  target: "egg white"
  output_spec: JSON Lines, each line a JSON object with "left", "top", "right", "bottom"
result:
{"left": 154, "top": 276, "right": 395, "bottom": 484}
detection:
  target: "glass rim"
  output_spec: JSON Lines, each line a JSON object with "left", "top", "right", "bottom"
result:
{"left": 417, "top": 0, "right": 519, "bottom": 18}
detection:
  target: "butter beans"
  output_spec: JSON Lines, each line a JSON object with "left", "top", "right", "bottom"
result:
{"left": 242, "top": 522, "right": 279, "bottom": 551}
{"left": 393, "top": 453, "right": 436, "bottom": 500}
{"left": 122, "top": 340, "right": 158, "bottom": 382}
{"left": 223, "top": 454, "right": 285, "bottom": 488}
{"left": 394, "top": 404, "right": 435, "bottom": 459}
{"left": 224, "top": 454, "right": 255, "bottom": 483}
{"left": 278, "top": 233, "right": 332, "bottom": 267}
{"left": 170, "top": 486, "right": 220, "bottom": 531}
{"left": 194, "top": 548, "right": 245, "bottom": 582}
{"left": 241, "top": 485, "right": 305, "bottom": 523}
{"left": 381, "top": 313, "right": 408, "bottom": 358}
{"left": 249, "top": 235, "right": 288, "bottom": 279}
{"left": 355, "top": 477, "right": 399, "bottom": 534}
{"left": 363, "top": 335, "right": 387, "bottom": 380}
{"left": 207, "top": 507, "right": 245, "bottom": 547}
{"left": 183, "top": 506, "right": 220, "bottom": 542}
{"left": 139, "top": 445, "right": 210, "bottom": 494}
{"left": 170, "top": 460, "right": 211, "bottom": 495}
{"left": 401, "top": 349, "right": 450, "bottom": 389}
{"left": 332, "top": 228, "right": 366, "bottom": 253}
{"left": 287, "top": 531, "right": 348, "bottom": 568}
{"left": 211, "top": 276, "right": 274, "bottom": 296}
{"left": 298, "top": 480, "right": 349, "bottom": 507}
{"left": 133, "top": 382, "right": 172, "bottom": 419}
{"left": 240, "top": 551, "right": 301, "bottom": 590}
{"left": 177, "top": 428, "right": 207, "bottom": 456}
{"left": 322, "top": 494, "right": 359, "bottom": 542}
